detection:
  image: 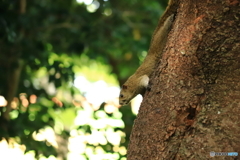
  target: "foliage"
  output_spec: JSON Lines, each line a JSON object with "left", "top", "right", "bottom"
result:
{"left": 0, "top": 0, "right": 167, "bottom": 159}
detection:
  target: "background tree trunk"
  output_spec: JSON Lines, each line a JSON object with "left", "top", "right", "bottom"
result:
{"left": 127, "top": 0, "right": 240, "bottom": 159}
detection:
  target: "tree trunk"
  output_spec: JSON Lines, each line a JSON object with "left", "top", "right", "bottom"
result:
{"left": 127, "top": 0, "right": 240, "bottom": 159}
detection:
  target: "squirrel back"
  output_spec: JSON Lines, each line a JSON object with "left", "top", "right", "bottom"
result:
{"left": 148, "top": 0, "right": 179, "bottom": 58}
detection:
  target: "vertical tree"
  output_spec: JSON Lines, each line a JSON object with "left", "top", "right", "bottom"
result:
{"left": 127, "top": 0, "right": 240, "bottom": 159}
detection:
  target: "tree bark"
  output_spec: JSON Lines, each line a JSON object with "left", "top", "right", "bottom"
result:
{"left": 1, "top": 0, "right": 26, "bottom": 121}
{"left": 127, "top": 0, "right": 240, "bottom": 159}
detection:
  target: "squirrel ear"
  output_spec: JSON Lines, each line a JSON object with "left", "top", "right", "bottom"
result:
{"left": 139, "top": 75, "right": 149, "bottom": 88}
{"left": 122, "top": 85, "right": 128, "bottom": 89}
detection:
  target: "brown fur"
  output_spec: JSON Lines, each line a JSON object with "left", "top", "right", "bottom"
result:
{"left": 119, "top": 0, "right": 179, "bottom": 105}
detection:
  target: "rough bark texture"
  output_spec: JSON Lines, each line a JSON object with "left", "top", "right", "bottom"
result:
{"left": 127, "top": 0, "right": 240, "bottom": 160}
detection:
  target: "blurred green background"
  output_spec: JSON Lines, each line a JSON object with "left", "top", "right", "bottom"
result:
{"left": 0, "top": 0, "right": 167, "bottom": 159}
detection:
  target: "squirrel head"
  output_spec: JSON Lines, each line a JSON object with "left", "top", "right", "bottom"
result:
{"left": 119, "top": 75, "right": 149, "bottom": 105}
{"left": 119, "top": 84, "right": 134, "bottom": 105}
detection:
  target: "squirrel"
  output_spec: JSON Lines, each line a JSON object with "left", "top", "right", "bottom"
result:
{"left": 119, "top": 0, "right": 179, "bottom": 105}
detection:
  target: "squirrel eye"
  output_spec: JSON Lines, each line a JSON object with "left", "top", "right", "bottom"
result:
{"left": 120, "top": 94, "right": 124, "bottom": 98}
